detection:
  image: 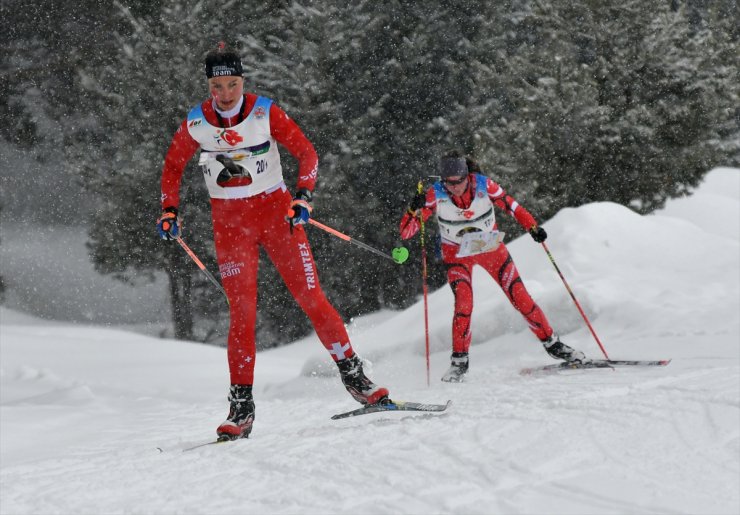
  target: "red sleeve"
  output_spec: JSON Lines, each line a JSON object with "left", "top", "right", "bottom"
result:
{"left": 486, "top": 178, "right": 537, "bottom": 230}
{"left": 269, "top": 103, "right": 318, "bottom": 192}
{"left": 161, "top": 120, "right": 200, "bottom": 210}
{"left": 399, "top": 188, "right": 436, "bottom": 239}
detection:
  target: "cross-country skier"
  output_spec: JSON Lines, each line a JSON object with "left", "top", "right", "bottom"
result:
{"left": 157, "top": 43, "right": 389, "bottom": 440}
{"left": 399, "top": 151, "right": 587, "bottom": 382}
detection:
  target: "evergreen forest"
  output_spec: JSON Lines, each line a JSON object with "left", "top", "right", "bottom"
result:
{"left": 2, "top": 0, "right": 737, "bottom": 345}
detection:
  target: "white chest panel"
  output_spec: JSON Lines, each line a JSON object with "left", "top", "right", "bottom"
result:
{"left": 187, "top": 96, "right": 284, "bottom": 199}
{"left": 434, "top": 175, "right": 497, "bottom": 244}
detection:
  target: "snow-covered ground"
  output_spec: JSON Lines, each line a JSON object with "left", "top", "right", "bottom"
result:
{"left": 1, "top": 168, "right": 738, "bottom": 515}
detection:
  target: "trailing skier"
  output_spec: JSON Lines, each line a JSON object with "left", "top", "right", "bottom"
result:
{"left": 399, "top": 151, "right": 587, "bottom": 382}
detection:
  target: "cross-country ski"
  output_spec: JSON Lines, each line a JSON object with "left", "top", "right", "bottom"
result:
{"left": 331, "top": 400, "right": 452, "bottom": 420}
{"left": 521, "top": 359, "right": 672, "bottom": 375}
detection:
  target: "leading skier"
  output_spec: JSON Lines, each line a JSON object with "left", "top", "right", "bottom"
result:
{"left": 157, "top": 43, "right": 389, "bottom": 440}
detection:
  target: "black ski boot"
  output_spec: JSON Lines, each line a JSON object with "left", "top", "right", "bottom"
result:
{"left": 216, "top": 384, "right": 255, "bottom": 441}
{"left": 337, "top": 354, "right": 390, "bottom": 405}
{"left": 441, "top": 352, "right": 469, "bottom": 382}
{"left": 543, "top": 335, "right": 586, "bottom": 363}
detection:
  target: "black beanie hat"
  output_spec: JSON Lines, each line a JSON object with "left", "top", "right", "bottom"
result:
{"left": 205, "top": 43, "right": 243, "bottom": 79}
{"left": 439, "top": 156, "right": 469, "bottom": 179}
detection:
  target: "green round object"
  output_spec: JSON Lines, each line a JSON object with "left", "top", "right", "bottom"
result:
{"left": 391, "top": 247, "right": 409, "bottom": 264}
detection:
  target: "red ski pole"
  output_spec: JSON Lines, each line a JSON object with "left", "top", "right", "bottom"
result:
{"left": 307, "top": 219, "right": 409, "bottom": 264}
{"left": 417, "top": 181, "right": 431, "bottom": 386}
{"left": 174, "top": 236, "right": 228, "bottom": 303}
{"left": 541, "top": 241, "right": 609, "bottom": 359}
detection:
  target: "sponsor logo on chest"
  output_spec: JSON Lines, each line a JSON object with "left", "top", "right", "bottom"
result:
{"left": 214, "top": 129, "right": 244, "bottom": 146}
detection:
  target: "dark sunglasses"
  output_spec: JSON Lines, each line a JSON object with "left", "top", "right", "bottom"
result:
{"left": 443, "top": 176, "right": 467, "bottom": 186}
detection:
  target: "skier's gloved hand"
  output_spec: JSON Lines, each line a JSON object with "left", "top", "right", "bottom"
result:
{"left": 157, "top": 207, "right": 180, "bottom": 240}
{"left": 408, "top": 192, "right": 426, "bottom": 214}
{"left": 287, "top": 188, "right": 313, "bottom": 230}
{"left": 529, "top": 225, "right": 547, "bottom": 243}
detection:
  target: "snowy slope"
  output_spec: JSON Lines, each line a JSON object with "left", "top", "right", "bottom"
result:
{"left": 1, "top": 168, "right": 738, "bottom": 515}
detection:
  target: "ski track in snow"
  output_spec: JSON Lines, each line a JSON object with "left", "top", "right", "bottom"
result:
{"left": 2, "top": 351, "right": 737, "bottom": 515}
{"left": 1, "top": 168, "right": 739, "bottom": 514}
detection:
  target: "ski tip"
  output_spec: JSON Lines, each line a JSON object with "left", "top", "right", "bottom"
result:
{"left": 519, "top": 365, "right": 557, "bottom": 375}
{"left": 391, "top": 399, "right": 452, "bottom": 411}
{"left": 182, "top": 438, "right": 231, "bottom": 452}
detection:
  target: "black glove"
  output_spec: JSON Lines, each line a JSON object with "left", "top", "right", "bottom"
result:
{"left": 157, "top": 207, "right": 180, "bottom": 240}
{"left": 530, "top": 226, "right": 547, "bottom": 243}
{"left": 409, "top": 192, "right": 426, "bottom": 213}
{"left": 287, "top": 188, "right": 313, "bottom": 230}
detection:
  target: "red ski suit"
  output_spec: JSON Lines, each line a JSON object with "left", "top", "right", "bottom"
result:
{"left": 161, "top": 94, "right": 356, "bottom": 385}
{"left": 399, "top": 174, "right": 554, "bottom": 353}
